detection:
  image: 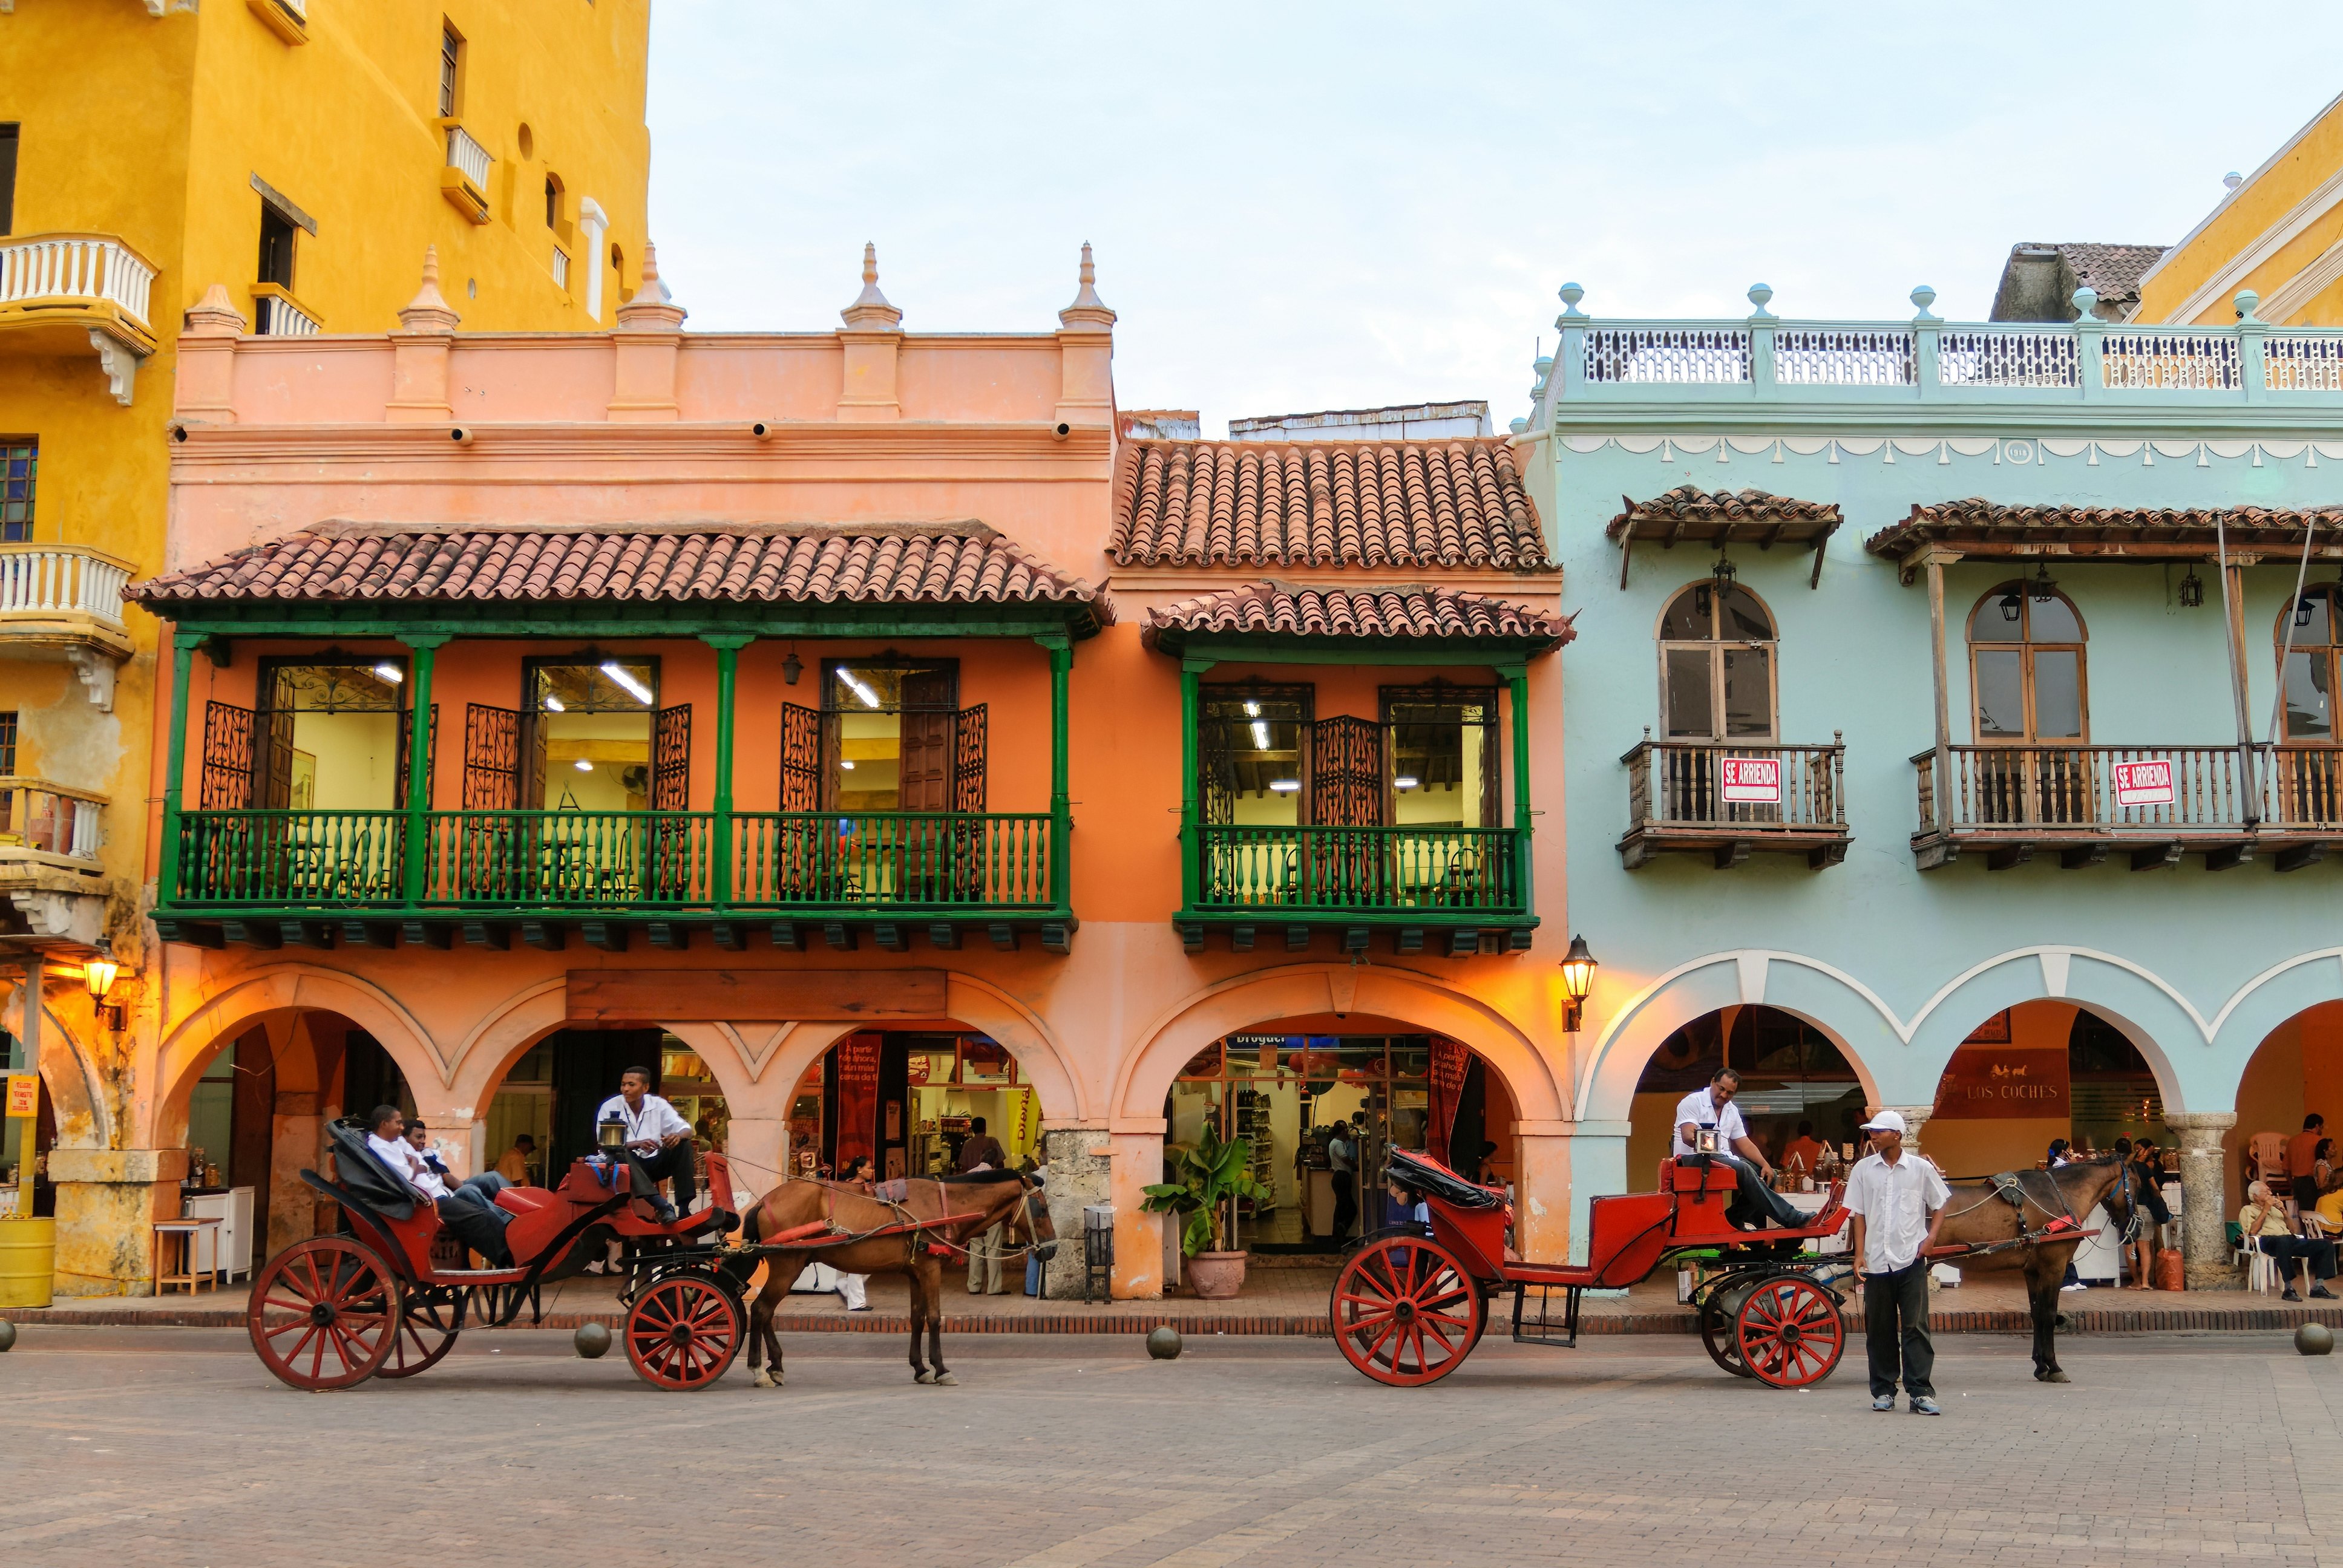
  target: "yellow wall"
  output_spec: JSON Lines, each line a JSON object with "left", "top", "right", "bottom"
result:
{"left": 2137, "top": 93, "right": 2343, "bottom": 326}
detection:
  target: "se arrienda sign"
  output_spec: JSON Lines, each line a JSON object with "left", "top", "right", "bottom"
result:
{"left": 2112, "top": 759, "right": 2175, "bottom": 808}
{"left": 1720, "top": 757, "right": 1781, "bottom": 805}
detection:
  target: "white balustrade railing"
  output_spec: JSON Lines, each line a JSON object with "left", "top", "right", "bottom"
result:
{"left": 0, "top": 778, "right": 104, "bottom": 866}
{"left": 0, "top": 234, "right": 157, "bottom": 333}
{"left": 279, "top": 0, "right": 309, "bottom": 18}
{"left": 0, "top": 545, "right": 131, "bottom": 627}
{"left": 254, "top": 290, "right": 321, "bottom": 336}
{"left": 2264, "top": 335, "right": 2343, "bottom": 391}
{"left": 1936, "top": 328, "right": 2079, "bottom": 388}
{"left": 1583, "top": 327, "right": 1751, "bottom": 384}
{"left": 1775, "top": 327, "right": 1915, "bottom": 385}
{"left": 552, "top": 246, "right": 570, "bottom": 290}
{"left": 2102, "top": 331, "right": 2240, "bottom": 391}
{"left": 445, "top": 125, "right": 494, "bottom": 190}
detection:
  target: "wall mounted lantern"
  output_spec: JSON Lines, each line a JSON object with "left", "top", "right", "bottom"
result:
{"left": 2177, "top": 567, "right": 2205, "bottom": 609}
{"left": 1559, "top": 934, "right": 1598, "bottom": 1033}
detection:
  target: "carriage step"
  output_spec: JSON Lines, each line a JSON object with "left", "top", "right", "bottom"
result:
{"left": 1509, "top": 1282, "right": 1581, "bottom": 1349}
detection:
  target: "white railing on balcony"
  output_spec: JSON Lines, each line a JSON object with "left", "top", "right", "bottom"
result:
{"left": 0, "top": 545, "right": 131, "bottom": 627}
{"left": 278, "top": 0, "right": 309, "bottom": 18}
{"left": 0, "top": 235, "right": 157, "bottom": 333}
{"left": 1775, "top": 327, "right": 1915, "bottom": 386}
{"left": 254, "top": 290, "right": 321, "bottom": 336}
{"left": 1936, "top": 328, "right": 2079, "bottom": 388}
{"left": 445, "top": 125, "right": 494, "bottom": 190}
{"left": 2102, "top": 331, "right": 2240, "bottom": 391}
{"left": 0, "top": 778, "right": 104, "bottom": 866}
{"left": 2262, "top": 335, "right": 2343, "bottom": 391}
{"left": 552, "top": 246, "right": 570, "bottom": 290}
{"left": 1584, "top": 327, "right": 1751, "bottom": 384}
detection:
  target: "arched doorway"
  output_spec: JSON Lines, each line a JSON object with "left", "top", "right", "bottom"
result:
{"left": 476, "top": 1027, "right": 738, "bottom": 1190}
{"left": 1925, "top": 1002, "right": 2168, "bottom": 1176}
{"left": 2228, "top": 1000, "right": 2343, "bottom": 1218}
{"left": 780, "top": 1028, "right": 1047, "bottom": 1184}
{"left": 1628, "top": 1005, "right": 1866, "bottom": 1190}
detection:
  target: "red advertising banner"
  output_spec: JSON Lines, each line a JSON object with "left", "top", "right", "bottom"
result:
{"left": 833, "top": 1033, "right": 882, "bottom": 1167}
{"left": 1720, "top": 756, "right": 1781, "bottom": 805}
{"left": 1933, "top": 1046, "right": 2070, "bottom": 1120}
{"left": 1426, "top": 1038, "right": 1471, "bottom": 1166}
{"left": 2112, "top": 759, "right": 2175, "bottom": 808}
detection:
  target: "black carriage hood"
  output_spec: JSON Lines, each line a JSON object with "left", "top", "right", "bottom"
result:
{"left": 326, "top": 1120, "right": 419, "bottom": 1221}
{"left": 1386, "top": 1147, "right": 1504, "bottom": 1210}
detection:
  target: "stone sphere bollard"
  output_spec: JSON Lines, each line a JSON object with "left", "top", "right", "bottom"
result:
{"left": 0, "top": 1318, "right": 16, "bottom": 1352}
{"left": 2297, "top": 1321, "right": 2335, "bottom": 1357}
{"left": 575, "top": 1321, "right": 613, "bottom": 1359}
{"left": 1145, "top": 1325, "right": 1182, "bottom": 1361}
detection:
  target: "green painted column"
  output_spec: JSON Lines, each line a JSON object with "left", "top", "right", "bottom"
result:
{"left": 1179, "top": 659, "right": 1207, "bottom": 912}
{"left": 159, "top": 633, "right": 198, "bottom": 906}
{"left": 1504, "top": 665, "right": 1533, "bottom": 915}
{"left": 1046, "top": 636, "right": 1072, "bottom": 911}
{"left": 401, "top": 635, "right": 447, "bottom": 907}
{"left": 704, "top": 635, "right": 753, "bottom": 909}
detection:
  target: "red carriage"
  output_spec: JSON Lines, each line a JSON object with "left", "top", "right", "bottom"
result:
{"left": 1332, "top": 1146, "right": 1855, "bottom": 1388}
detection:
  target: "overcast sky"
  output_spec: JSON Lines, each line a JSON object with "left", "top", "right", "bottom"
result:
{"left": 645, "top": 2, "right": 2343, "bottom": 437}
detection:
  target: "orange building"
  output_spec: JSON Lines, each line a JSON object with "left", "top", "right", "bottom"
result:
{"left": 80, "top": 245, "right": 1574, "bottom": 1298}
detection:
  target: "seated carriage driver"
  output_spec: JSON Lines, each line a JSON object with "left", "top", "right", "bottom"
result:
{"left": 597, "top": 1065, "right": 695, "bottom": 1224}
{"left": 1674, "top": 1067, "right": 1810, "bottom": 1232}
{"left": 364, "top": 1106, "right": 516, "bottom": 1266}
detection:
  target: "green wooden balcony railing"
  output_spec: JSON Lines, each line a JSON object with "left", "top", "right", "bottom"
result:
{"left": 165, "top": 808, "right": 1060, "bottom": 915}
{"left": 1188, "top": 823, "right": 1527, "bottom": 918}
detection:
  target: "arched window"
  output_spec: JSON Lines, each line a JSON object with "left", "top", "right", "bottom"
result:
{"left": 1658, "top": 580, "right": 1776, "bottom": 740}
{"left": 2279, "top": 584, "right": 2342, "bottom": 741}
{"left": 1968, "top": 582, "right": 2086, "bottom": 741}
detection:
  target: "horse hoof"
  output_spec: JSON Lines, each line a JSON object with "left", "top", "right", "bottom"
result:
{"left": 934, "top": 1371, "right": 957, "bottom": 1387}
{"left": 915, "top": 1370, "right": 935, "bottom": 1385}
{"left": 752, "top": 1369, "right": 773, "bottom": 1390}
{"left": 2043, "top": 1369, "right": 2071, "bottom": 1383}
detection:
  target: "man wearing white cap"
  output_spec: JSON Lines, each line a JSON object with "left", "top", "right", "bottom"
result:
{"left": 1844, "top": 1109, "right": 1950, "bottom": 1415}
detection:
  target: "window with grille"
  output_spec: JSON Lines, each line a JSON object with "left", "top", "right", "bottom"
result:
{"left": 0, "top": 711, "right": 16, "bottom": 776}
{"left": 1, "top": 440, "right": 33, "bottom": 543}
{"left": 438, "top": 24, "right": 463, "bottom": 117}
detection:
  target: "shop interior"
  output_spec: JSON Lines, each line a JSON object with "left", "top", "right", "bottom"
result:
{"left": 528, "top": 657, "right": 658, "bottom": 811}
{"left": 788, "top": 1031, "right": 1041, "bottom": 1181}
{"left": 1627, "top": 1006, "right": 1867, "bottom": 1186}
{"left": 479, "top": 1027, "right": 731, "bottom": 1184}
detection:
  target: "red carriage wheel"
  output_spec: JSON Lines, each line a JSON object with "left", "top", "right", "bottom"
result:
{"left": 247, "top": 1237, "right": 401, "bottom": 1391}
{"left": 624, "top": 1272, "right": 743, "bottom": 1391}
{"left": 1330, "top": 1235, "right": 1484, "bottom": 1387}
{"left": 1733, "top": 1276, "right": 1845, "bottom": 1388}
{"left": 1699, "top": 1299, "right": 1754, "bottom": 1379}
{"left": 378, "top": 1285, "right": 464, "bottom": 1379}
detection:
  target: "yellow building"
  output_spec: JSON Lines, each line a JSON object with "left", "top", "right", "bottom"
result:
{"left": 2135, "top": 89, "right": 2343, "bottom": 326}
{"left": 0, "top": 1, "right": 649, "bottom": 1292}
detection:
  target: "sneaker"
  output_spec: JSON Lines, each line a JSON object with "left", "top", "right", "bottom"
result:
{"left": 1910, "top": 1396, "right": 1942, "bottom": 1416}
{"left": 1872, "top": 1394, "right": 1896, "bottom": 1412}
{"left": 2059, "top": 1282, "right": 2088, "bottom": 1293}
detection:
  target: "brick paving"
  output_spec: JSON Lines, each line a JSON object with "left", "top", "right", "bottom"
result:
{"left": 5, "top": 1327, "right": 2342, "bottom": 1565}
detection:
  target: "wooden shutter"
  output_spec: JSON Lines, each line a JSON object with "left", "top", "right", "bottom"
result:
{"left": 952, "top": 705, "right": 988, "bottom": 813}
{"left": 462, "top": 704, "right": 522, "bottom": 809}
{"left": 1475, "top": 701, "right": 1502, "bottom": 829}
{"left": 395, "top": 705, "right": 439, "bottom": 809}
{"left": 897, "top": 668, "right": 957, "bottom": 812}
{"left": 652, "top": 704, "right": 691, "bottom": 810}
{"left": 201, "top": 701, "right": 259, "bottom": 809}
{"left": 1308, "top": 717, "right": 1385, "bottom": 828}
{"left": 780, "top": 703, "right": 822, "bottom": 812}
{"left": 1198, "top": 716, "right": 1237, "bottom": 826}
{"left": 258, "top": 667, "right": 297, "bottom": 809}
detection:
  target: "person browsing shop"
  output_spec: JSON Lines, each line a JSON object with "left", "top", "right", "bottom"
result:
{"left": 596, "top": 1066, "right": 695, "bottom": 1224}
{"left": 1673, "top": 1068, "right": 1809, "bottom": 1232}
{"left": 1781, "top": 1122, "right": 1828, "bottom": 1180}
{"left": 1844, "top": 1109, "right": 1950, "bottom": 1416}
{"left": 956, "top": 1117, "right": 1006, "bottom": 1174}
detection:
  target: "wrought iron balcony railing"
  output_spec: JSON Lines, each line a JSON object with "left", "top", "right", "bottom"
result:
{"left": 1619, "top": 736, "right": 1850, "bottom": 869}
{"left": 1190, "top": 823, "right": 1526, "bottom": 918}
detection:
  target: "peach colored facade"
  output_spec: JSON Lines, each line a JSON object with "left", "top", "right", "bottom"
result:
{"left": 62, "top": 249, "right": 1576, "bottom": 1299}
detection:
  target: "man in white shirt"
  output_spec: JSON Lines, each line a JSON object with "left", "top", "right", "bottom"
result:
{"left": 362, "top": 1106, "right": 515, "bottom": 1264}
{"left": 1671, "top": 1068, "right": 1809, "bottom": 1232}
{"left": 1843, "top": 1109, "right": 1950, "bottom": 1416}
{"left": 595, "top": 1066, "right": 695, "bottom": 1224}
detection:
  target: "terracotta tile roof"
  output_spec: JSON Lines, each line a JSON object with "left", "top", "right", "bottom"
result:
{"left": 1110, "top": 439, "right": 1550, "bottom": 570}
{"left": 1866, "top": 499, "right": 2343, "bottom": 558}
{"left": 1142, "top": 581, "right": 1572, "bottom": 650}
{"left": 128, "top": 523, "right": 1106, "bottom": 615}
{"left": 1606, "top": 486, "right": 1841, "bottom": 544}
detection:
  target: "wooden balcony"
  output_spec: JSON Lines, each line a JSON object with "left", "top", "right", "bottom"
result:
{"left": 1910, "top": 745, "right": 2343, "bottom": 871}
{"left": 1619, "top": 736, "right": 1850, "bottom": 869}
{"left": 154, "top": 808, "right": 1070, "bottom": 952}
{"left": 1176, "top": 822, "right": 1533, "bottom": 956}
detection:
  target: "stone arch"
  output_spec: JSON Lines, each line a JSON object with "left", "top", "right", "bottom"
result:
{"left": 4, "top": 983, "right": 108, "bottom": 1148}
{"left": 1115, "top": 962, "right": 1568, "bottom": 1126}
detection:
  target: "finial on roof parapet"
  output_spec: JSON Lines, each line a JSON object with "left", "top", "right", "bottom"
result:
{"left": 1556, "top": 281, "right": 1587, "bottom": 321}
{"left": 1509, "top": 417, "right": 1530, "bottom": 434}
{"left": 2071, "top": 285, "right": 2100, "bottom": 322}
{"left": 2235, "top": 289, "right": 2263, "bottom": 324}
{"left": 1746, "top": 283, "right": 1775, "bottom": 321}
{"left": 841, "top": 241, "right": 902, "bottom": 330}
{"left": 184, "top": 281, "right": 247, "bottom": 337}
{"left": 1910, "top": 285, "right": 1939, "bottom": 323}
{"left": 397, "top": 245, "right": 460, "bottom": 335}
{"left": 617, "top": 240, "right": 687, "bottom": 331}
{"left": 1058, "top": 241, "right": 1116, "bottom": 330}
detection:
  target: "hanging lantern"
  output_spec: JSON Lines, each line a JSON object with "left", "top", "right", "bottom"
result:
{"left": 1998, "top": 588, "right": 2022, "bottom": 623}
{"left": 782, "top": 647, "right": 803, "bottom": 686}
{"left": 2029, "top": 562, "right": 2057, "bottom": 603}
{"left": 1711, "top": 554, "right": 1738, "bottom": 604}
{"left": 1558, "top": 934, "right": 1599, "bottom": 1033}
{"left": 2177, "top": 566, "right": 2204, "bottom": 609}
{"left": 2299, "top": 593, "right": 2319, "bottom": 629}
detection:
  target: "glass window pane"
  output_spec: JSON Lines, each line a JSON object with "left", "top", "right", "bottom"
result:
{"left": 1717, "top": 585, "right": 1774, "bottom": 641}
{"left": 2031, "top": 650, "right": 2083, "bottom": 738}
{"left": 1664, "top": 648, "right": 1715, "bottom": 739}
{"left": 1721, "top": 645, "right": 1772, "bottom": 738}
{"left": 1659, "top": 587, "right": 1710, "bottom": 641}
{"left": 2027, "top": 595, "right": 2082, "bottom": 644}
{"left": 2293, "top": 590, "right": 2335, "bottom": 647}
{"left": 2286, "top": 650, "right": 2335, "bottom": 740}
{"left": 1974, "top": 650, "right": 2026, "bottom": 737}
{"left": 1971, "top": 590, "right": 2025, "bottom": 642}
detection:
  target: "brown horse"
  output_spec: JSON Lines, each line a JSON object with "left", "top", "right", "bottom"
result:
{"left": 735, "top": 1170, "right": 1057, "bottom": 1388}
{"left": 1928, "top": 1157, "right": 2138, "bottom": 1383}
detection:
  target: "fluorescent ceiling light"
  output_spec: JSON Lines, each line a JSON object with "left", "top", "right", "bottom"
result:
{"left": 544, "top": 694, "right": 565, "bottom": 712}
{"left": 1251, "top": 720, "right": 1271, "bottom": 750}
{"left": 1243, "top": 701, "right": 1261, "bottom": 717}
{"left": 372, "top": 662, "right": 404, "bottom": 683}
{"left": 837, "top": 668, "right": 882, "bottom": 709}
{"left": 599, "top": 661, "right": 655, "bottom": 705}
{"left": 574, "top": 759, "right": 593, "bottom": 772}
{"left": 841, "top": 759, "right": 856, "bottom": 771}
{"left": 1394, "top": 775, "right": 1420, "bottom": 789}
{"left": 1270, "top": 779, "right": 1300, "bottom": 793}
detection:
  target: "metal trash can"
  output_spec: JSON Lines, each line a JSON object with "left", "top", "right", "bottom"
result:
{"left": 1083, "top": 1204, "right": 1113, "bottom": 1304}
{"left": 0, "top": 1217, "right": 54, "bottom": 1308}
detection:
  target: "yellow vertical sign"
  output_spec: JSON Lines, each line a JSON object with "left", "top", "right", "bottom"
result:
{"left": 3, "top": 1074, "right": 34, "bottom": 1119}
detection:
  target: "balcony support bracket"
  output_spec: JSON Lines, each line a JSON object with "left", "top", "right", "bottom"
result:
{"left": 2276, "top": 842, "right": 2328, "bottom": 874}
{"left": 1177, "top": 921, "right": 1205, "bottom": 956}
{"left": 1285, "top": 926, "right": 1311, "bottom": 953}
{"left": 1712, "top": 841, "right": 1752, "bottom": 870}
{"left": 710, "top": 922, "right": 749, "bottom": 951}
{"left": 401, "top": 920, "right": 453, "bottom": 949}
{"left": 1041, "top": 922, "right": 1074, "bottom": 955}
{"left": 2129, "top": 843, "right": 2183, "bottom": 872}
{"left": 153, "top": 920, "right": 224, "bottom": 950}
{"left": 1985, "top": 844, "right": 2034, "bottom": 872}
{"left": 582, "top": 921, "right": 630, "bottom": 953}
{"left": 989, "top": 923, "right": 1018, "bottom": 952}
{"left": 223, "top": 920, "right": 282, "bottom": 950}
{"left": 1342, "top": 927, "right": 1371, "bottom": 955}
{"left": 872, "top": 924, "right": 909, "bottom": 953}
{"left": 926, "top": 923, "right": 961, "bottom": 951}
{"left": 282, "top": 920, "right": 335, "bottom": 950}
{"left": 1230, "top": 925, "right": 1256, "bottom": 953}
{"left": 772, "top": 922, "right": 804, "bottom": 952}
{"left": 341, "top": 921, "right": 398, "bottom": 949}
{"left": 1446, "top": 928, "right": 1481, "bottom": 959}
{"left": 647, "top": 923, "right": 692, "bottom": 952}
{"left": 822, "top": 923, "right": 856, "bottom": 952}
{"left": 2205, "top": 842, "right": 2254, "bottom": 872}
{"left": 521, "top": 920, "right": 567, "bottom": 952}
{"left": 2058, "top": 844, "right": 2108, "bottom": 871}
{"left": 1807, "top": 843, "right": 1849, "bottom": 869}
{"left": 462, "top": 921, "right": 510, "bottom": 951}
{"left": 1395, "top": 927, "right": 1425, "bottom": 955}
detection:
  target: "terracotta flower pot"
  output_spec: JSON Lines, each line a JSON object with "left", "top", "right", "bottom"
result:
{"left": 1185, "top": 1250, "right": 1248, "bottom": 1299}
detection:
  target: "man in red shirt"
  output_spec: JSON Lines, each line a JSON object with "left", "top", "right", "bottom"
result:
{"left": 2290, "top": 1114, "right": 2328, "bottom": 1212}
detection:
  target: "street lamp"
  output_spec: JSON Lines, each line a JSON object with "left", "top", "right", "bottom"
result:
{"left": 83, "top": 944, "right": 123, "bottom": 1034}
{"left": 1559, "top": 934, "right": 1598, "bottom": 1033}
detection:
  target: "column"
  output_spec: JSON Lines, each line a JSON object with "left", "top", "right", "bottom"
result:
{"left": 401, "top": 635, "right": 445, "bottom": 906}
{"left": 2168, "top": 1111, "right": 2240, "bottom": 1290}
{"left": 1565, "top": 1120, "right": 1631, "bottom": 1266}
{"left": 704, "top": 635, "right": 752, "bottom": 910}
{"left": 158, "top": 635, "right": 198, "bottom": 906}
{"left": 1109, "top": 1126, "right": 1165, "bottom": 1299}
{"left": 1867, "top": 1103, "right": 1934, "bottom": 1157}
{"left": 1513, "top": 1122, "right": 1574, "bottom": 1263}
{"left": 48, "top": 1149, "right": 191, "bottom": 1298}
{"left": 1503, "top": 665, "right": 1533, "bottom": 912}
{"left": 1040, "top": 1126, "right": 1109, "bottom": 1300}
{"left": 1044, "top": 636, "right": 1072, "bottom": 910}
{"left": 1178, "top": 662, "right": 1205, "bottom": 910}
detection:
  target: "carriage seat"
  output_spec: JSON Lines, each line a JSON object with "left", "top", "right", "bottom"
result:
{"left": 494, "top": 1185, "right": 560, "bottom": 1218}
{"left": 1659, "top": 1157, "right": 1740, "bottom": 1195}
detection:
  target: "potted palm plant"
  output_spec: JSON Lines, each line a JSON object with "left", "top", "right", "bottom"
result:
{"left": 1142, "top": 1122, "right": 1264, "bottom": 1299}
